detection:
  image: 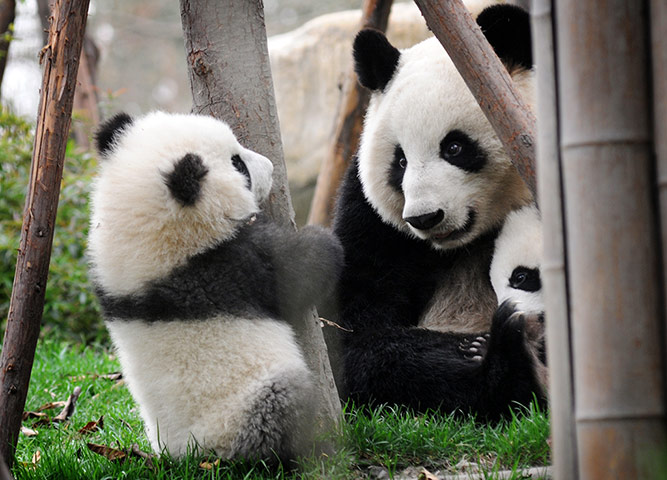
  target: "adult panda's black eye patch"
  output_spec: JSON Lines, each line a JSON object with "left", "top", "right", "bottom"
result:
{"left": 232, "top": 154, "right": 252, "bottom": 190}
{"left": 509, "top": 266, "right": 541, "bottom": 292}
{"left": 388, "top": 145, "right": 407, "bottom": 193}
{"left": 440, "top": 130, "right": 487, "bottom": 172}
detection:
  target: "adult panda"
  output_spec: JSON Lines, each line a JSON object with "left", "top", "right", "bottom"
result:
{"left": 325, "top": 3, "right": 542, "bottom": 415}
{"left": 88, "top": 111, "right": 343, "bottom": 462}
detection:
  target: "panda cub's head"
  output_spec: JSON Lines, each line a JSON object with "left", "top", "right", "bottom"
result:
{"left": 88, "top": 111, "right": 273, "bottom": 296}
{"left": 354, "top": 4, "right": 533, "bottom": 250}
{"left": 490, "top": 205, "right": 543, "bottom": 315}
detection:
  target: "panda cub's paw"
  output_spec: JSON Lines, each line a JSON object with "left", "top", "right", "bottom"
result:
{"left": 458, "top": 334, "right": 490, "bottom": 363}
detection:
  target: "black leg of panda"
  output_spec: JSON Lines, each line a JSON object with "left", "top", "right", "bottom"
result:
{"left": 472, "top": 300, "right": 547, "bottom": 419}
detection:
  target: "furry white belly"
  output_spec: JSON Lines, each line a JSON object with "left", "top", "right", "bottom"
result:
{"left": 106, "top": 315, "right": 312, "bottom": 458}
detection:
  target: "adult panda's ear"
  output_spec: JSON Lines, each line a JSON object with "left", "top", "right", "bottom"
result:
{"left": 95, "top": 113, "right": 134, "bottom": 157}
{"left": 353, "top": 29, "right": 401, "bottom": 92}
{"left": 477, "top": 4, "right": 532, "bottom": 72}
{"left": 164, "top": 153, "right": 209, "bottom": 207}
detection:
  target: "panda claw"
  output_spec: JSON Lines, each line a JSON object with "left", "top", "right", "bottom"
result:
{"left": 472, "top": 355, "right": 483, "bottom": 363}
{"left": 471, "top": 341, "right": 481, "bottom": 347}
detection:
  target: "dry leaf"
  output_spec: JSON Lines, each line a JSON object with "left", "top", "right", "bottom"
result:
{"left": 31, "top": 450, "right": 41, "bottom": 465}
{"left": 53, "top": 386, "right": 82, "bottom": 422}
{"left": 20, "top": 426, "right": 38, "bottom": 437}
{"left": 22, "top": 411, "right": 47, "bottom": 421}
{"left": 78, "top": 416, "right": 104, "bottom": 435}
{"left": 199, "top": 458, "right": 220, "bottom": 470}
{"left": 418, "top": 467, "right": 439, "bottom": 480}
{"left": 99, "top": 372, "right": 123, "bottom": 381}
{"left": 87, "top": 443, "right": 127, "bottom": 462}
{"left": 37, "top": 401, "right": 66, "bottom": 412}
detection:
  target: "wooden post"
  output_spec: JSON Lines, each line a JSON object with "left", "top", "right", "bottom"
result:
{"left": 530, "top": 1, "right": 578, "bottom": 478}
{"left": 413, "top": 0, "right": 537, "bottom": 197}
{"left": 179, "top": 0, "right": 341, "bottom": 455}
{"left": 0, "top": 0, "right": 89, "bottom": 466}
{"left": 555, "top": 1, "right": 666, "bottom": 478}
{"left": 307, "top": 0, "right": 393, "bottom": 227}
{"left": 0, "top": 0, "right": 16, "bottom": 92}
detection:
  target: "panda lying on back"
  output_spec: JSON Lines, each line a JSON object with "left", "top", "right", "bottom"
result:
{"left": 88, "top": 112, "right": 343, "bottom": 463}
{"left": 325, "top": 3, "right": 543, "bottom": 414}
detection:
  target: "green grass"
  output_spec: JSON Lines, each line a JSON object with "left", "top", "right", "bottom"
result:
{"left": 10, "top": 340, "right": 551, "bottom": 479}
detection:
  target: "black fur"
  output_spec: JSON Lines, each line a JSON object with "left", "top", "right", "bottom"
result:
{"left": 353, "top": 29, "right": 401, "bottom": 92}
{"left": 232, "top": 154, "right": 252, "bottom": 190}
{"left": 164, "top": 153, "right": 209, "bottom": 206}
{"left": 322, "top": 160, "right": 545, "bottom": 417}
{"left": 388, "top": 145, "right": 407, "bottom": 193}
{"left": 509, "top": 266, "right": 542, "bottom": 292}
{"left": 98, "top": 216, "right": 343, "bottom": 326}
{"left": 440, "top": 130, "right": 488, "bottom": 173}
{"left": 95, "top": 113, "right": 134, "bottom": 156}
{"left": 477, "top": 4, "right": 533, "bottom": 71}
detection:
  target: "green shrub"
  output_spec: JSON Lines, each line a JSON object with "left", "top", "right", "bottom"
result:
{"left": 0, "top": 106, "right": 106, "bottom": 344}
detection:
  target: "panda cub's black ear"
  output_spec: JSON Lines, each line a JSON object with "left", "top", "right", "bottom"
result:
{"left": 95, "top": 113, "right": 134, "bottom": 157}
{"left": 477, "top": 4, "right": 532, "bottom": 72}
{"left": 164, "top": 153, "right": 209, "bottom": 207}
{"left": 353, "top": 29, "right": 401, "bottom": 92}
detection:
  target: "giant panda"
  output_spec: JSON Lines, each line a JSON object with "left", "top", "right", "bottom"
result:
{"left": 324, "top": 3, "right": 541, "bottom": 414}
{"left": 88, "top": 111, "right": 343, "bottom": 463}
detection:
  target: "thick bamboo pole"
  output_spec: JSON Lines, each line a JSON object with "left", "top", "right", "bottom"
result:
{"left": 556, "top": 1, "right": 666, "bottom": 477}
{"left": 0, "top": 0, "right": 89, "bottom": 466}
{"left": 651, "top": 0, "right": 667, "bottom": 378}
{"left": 179, "top": 0, "right": 341, "bottom": 455}
{"left": 530, "top": 1, "right": 578, "bottom": 479}
{"left": 413, "top": 0, "right": 537, "bottom": 197}
{"left": 307, "top": 0, "right": 393, "bottom": 227}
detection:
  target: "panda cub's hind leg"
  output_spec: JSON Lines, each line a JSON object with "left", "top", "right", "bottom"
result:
{"left": 231, "top": 371, "right": 315, "bottom": 465}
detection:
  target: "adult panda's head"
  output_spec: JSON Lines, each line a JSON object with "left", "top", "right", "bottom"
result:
{"left": 88, "top": 111, "right": 274, "bottom": 296}
{"left": 353, "top": 3, "right": 533, "bottom": 250}
{"left": 490, "top": 204, "right": 543, "bottom": 315}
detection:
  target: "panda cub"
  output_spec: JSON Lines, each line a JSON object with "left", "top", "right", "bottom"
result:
{"left": 327, "top": 3, "right": 538, "bottom": 412}
{"left": 88, "top": 111, "right": 343, "bottom": 463}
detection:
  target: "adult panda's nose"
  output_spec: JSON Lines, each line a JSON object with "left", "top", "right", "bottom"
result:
{"left": 404, "top": 209, "right": 444, "bottom": 230}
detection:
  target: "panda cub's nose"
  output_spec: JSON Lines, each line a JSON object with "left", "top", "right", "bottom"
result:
{"left": 404, "top": 209, "right": 444, "bottom": 230}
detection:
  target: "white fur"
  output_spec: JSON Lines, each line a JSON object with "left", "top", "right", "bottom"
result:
{"left": 88, "top": 111, "right": 273, "bottom": 296}
{"left": 357, "top": 36, "right": 533, "bottom": 250}
{"left": 490, "top": 204, "right": 543, "bottom": 314}
{"left": 107, "top": 316, "right": 313, "bottom": 457}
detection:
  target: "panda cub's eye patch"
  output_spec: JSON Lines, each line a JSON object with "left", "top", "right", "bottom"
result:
{"left": 388, "top": 145, "right": 407, "bottom": 193}
{"left": 232, "top": 154, "right": 252, "bottom": 190}
{"left": 440, "top": 130, "right": 487, "bottom": 172}
{"left": 509, "top": 266, "right": 541, "bottom": 292}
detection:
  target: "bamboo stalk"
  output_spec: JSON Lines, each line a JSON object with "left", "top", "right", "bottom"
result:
{"left": 307, "top": 0, "right": 394, "bottom": 227}
{"left": 555, "top": 1, "right": 666, "bottom": 477}
{"left": 530, "top": 1, "right": 578, "bottom": 478}
{"left": 0, "top": 0, "right": 89, "bottom": 466}
{"left": 651, "top": 0, "right": 667, "bottom": 378}
{"left": 413, "top": 0, "right": 537, "bottom": 197}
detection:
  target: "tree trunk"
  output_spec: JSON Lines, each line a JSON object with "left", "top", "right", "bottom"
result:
{"left": 0, "top": 0, "right": 89, "bottom": 466}
{"left": 556, "top": 1, "right": 666, "bottom": 478}
{"left": 179, "top": 0, "right": 341, "bottom": 456}
{"left": 413, "top": 0, "right": 537, "bottom": 198}
{"left": 307, "top": 0, "right": 394, "bottom": 227}
{"left": 0, "top": 0, "right": 16, "bottom": 94}
{"left": 530, "top": 1, "right": 578, "bottom": 479}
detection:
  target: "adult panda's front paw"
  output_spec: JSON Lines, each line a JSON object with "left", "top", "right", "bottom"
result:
{"left": 458, "top": 333, "right": 490, "bottom": 363}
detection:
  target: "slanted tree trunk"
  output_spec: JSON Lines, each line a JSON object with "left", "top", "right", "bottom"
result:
{"left": 530, "top": 1, "right": 578, "bottom": 478}
{"left": 0, "top": 0, "right": 89, "bottom": 466}
{"left": 555, "top": 1, "right": 666, "bottom": 478}
{"left": 413, "top": 0, "right": 537, "bottom": 197}
{"left": 0, "top": 0, "right": 16, "bottom": 93}
{"left": 307, "top": 0, "right": 394, "bottom": 227}
{"left": 179, "top": 0, "right": 340, "bottom": 455}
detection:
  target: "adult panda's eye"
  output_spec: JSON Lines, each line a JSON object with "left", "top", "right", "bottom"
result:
{"left": 398, "top": 157, "right": 407, "bottom": 169}
{"left": 232, "top": 154, "right": 252, "bottom": 189}
{"left": 444, "top": 141, "right": 463, "bottom": 158}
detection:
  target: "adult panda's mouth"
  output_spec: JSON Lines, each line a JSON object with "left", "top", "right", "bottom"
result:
{"left": 431, "top": 209, "right": 476, "bottom": 242}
